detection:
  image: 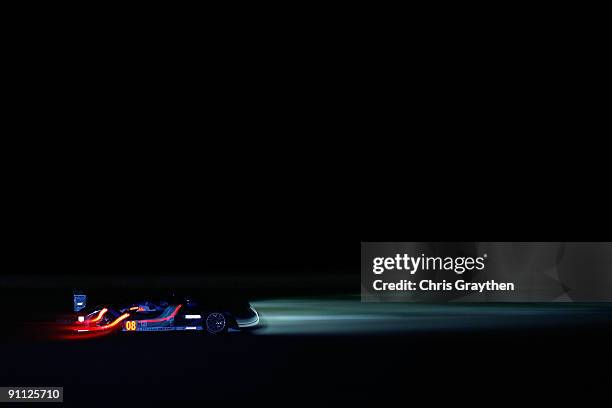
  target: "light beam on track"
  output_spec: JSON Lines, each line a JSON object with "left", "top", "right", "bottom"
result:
{"left": 250, "top": 296, "right": 612, "bottom": 335}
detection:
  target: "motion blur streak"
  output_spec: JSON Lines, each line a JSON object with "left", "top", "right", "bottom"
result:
{"left": 88, "top": 308, "right": 108, "bottom": 323}
{"left": 250, "top": 296, "right": 612, "bottom": 335}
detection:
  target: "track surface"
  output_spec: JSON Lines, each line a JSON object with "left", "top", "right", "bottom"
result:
{"left": 2, "top": 297, "right": 612, "bottom": 406}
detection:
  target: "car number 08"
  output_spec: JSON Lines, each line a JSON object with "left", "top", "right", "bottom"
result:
{"left": 125, "top": 320, "right": 137, "bottom": 331}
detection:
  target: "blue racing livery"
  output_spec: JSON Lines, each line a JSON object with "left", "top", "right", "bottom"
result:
{"left": 72, "top": 293, "right": 259, "bottom": 335}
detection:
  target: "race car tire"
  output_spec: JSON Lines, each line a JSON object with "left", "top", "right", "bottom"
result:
{"left": 205, "top": 312, "right": 227, "bottom": 334}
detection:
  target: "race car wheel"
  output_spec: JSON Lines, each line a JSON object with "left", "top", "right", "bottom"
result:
{"left": 205, "top": 312, "right": 227, "bottom": 334}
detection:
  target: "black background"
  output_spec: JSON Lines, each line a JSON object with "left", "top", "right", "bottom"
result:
{"left": 2, "top": 23, "right": 611, "bottom": 405}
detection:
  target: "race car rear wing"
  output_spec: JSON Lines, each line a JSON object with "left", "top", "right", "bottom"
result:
{"left": 73, "top": 290, "right": 86, "bottom": 312}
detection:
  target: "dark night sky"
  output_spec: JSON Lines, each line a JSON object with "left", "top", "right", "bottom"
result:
{"left": 5, "top": 156, "right": 608, "bottom": 279}
{"left": 7, "top": 197, "right": 356, "bottom": 276}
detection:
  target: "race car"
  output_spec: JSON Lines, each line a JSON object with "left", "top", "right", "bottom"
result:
{"left": 71, "top": 292, "right": 259, "bottom": 335}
